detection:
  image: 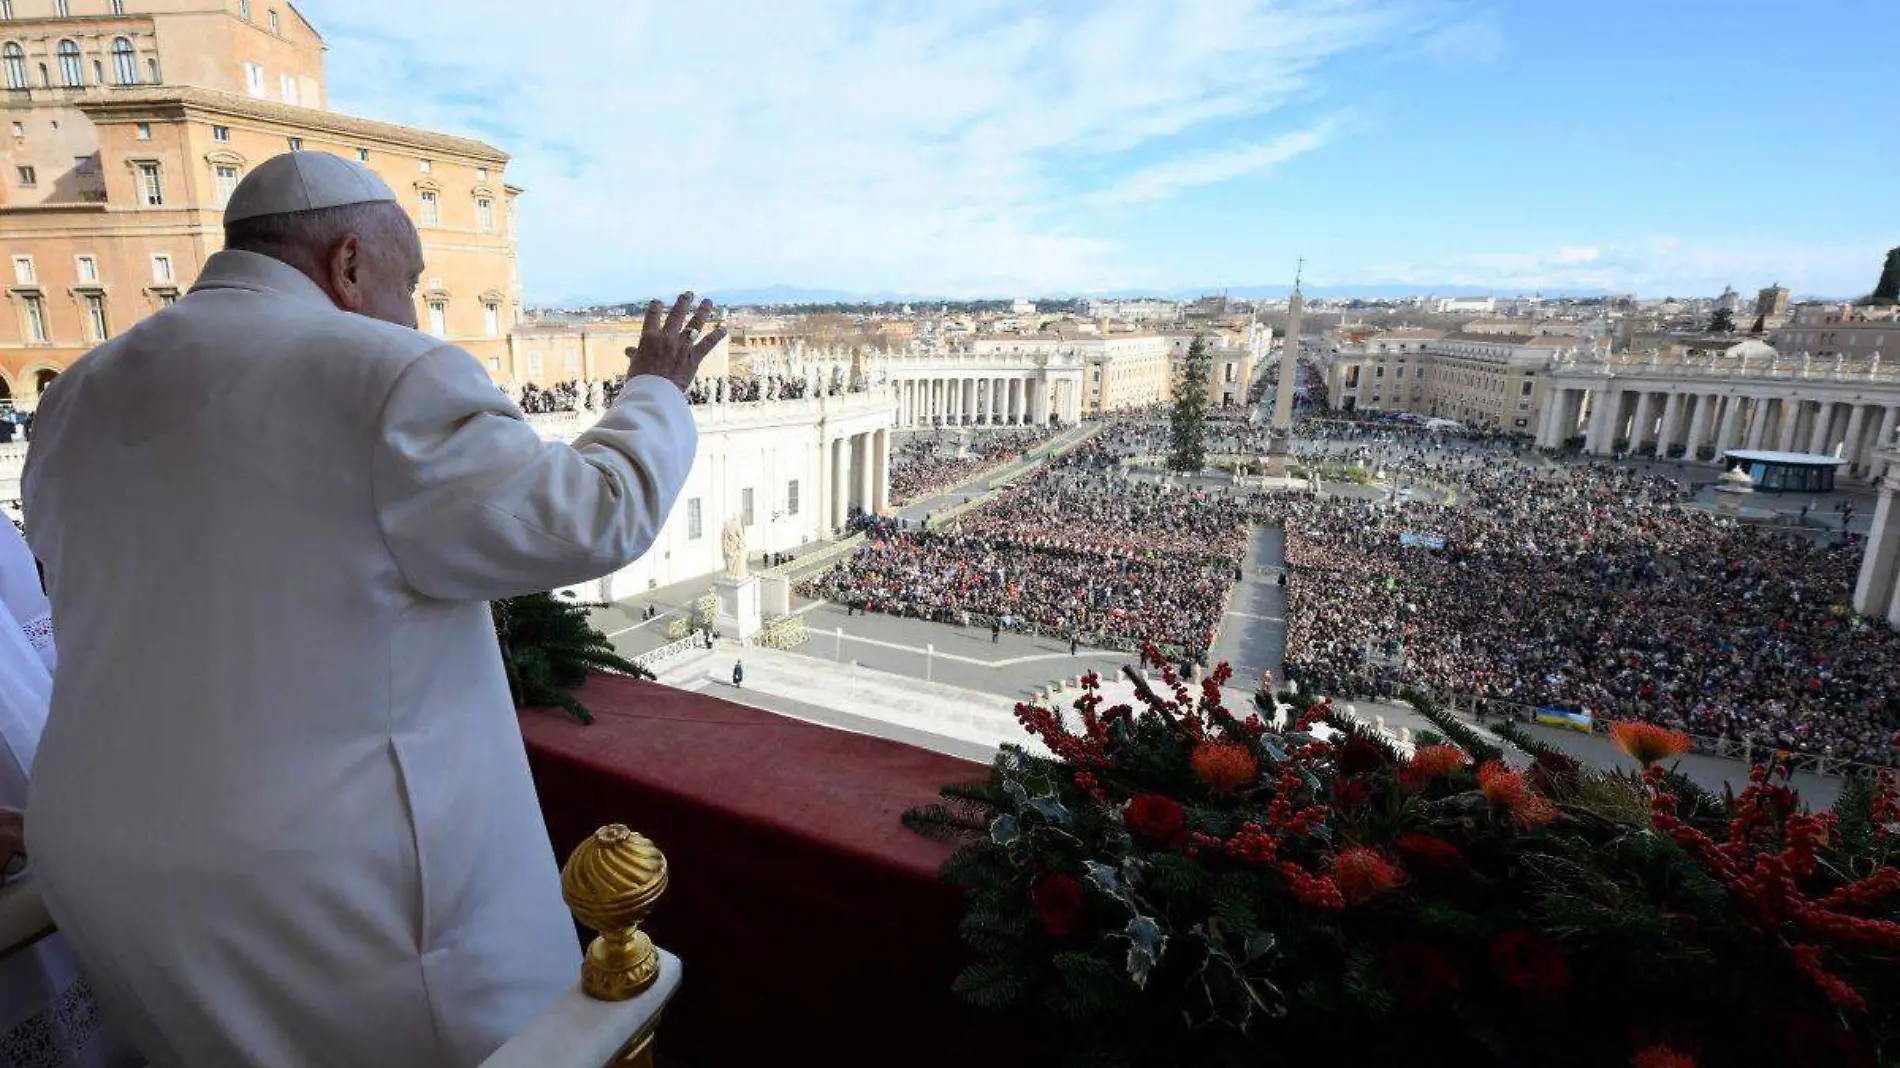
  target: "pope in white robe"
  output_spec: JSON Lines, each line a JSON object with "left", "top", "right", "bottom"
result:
{"left": 19, "top": 152, "right": 718, "bottom": 1067}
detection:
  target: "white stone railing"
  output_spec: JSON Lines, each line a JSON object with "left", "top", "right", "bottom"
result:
{"left": 631, "top": 635, "right": 705, "bottom": 672}
{"left": 1550, "top": 359, "right": 1900, "bottom": 385}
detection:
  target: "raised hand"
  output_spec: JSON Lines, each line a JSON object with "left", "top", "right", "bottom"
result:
{"left": 626, "top": 292, "right": 727, "bottom": 391}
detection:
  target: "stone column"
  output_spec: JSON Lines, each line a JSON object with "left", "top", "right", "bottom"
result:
{"left": 1685, "top": 394, "right": 1713, "bottom": 461}
{"left": 1842, "top": 404, "right": 1868, "bottom": 470}
{"left": 1716, "top": 395, "right": 1744, "bottom": 456}
{"left": 816, "top": 432, "right": 832, "bottom": 536}
{"left": 858, "top": 432, "right": 875, "bottom": 514}
{"left": 1655, "top": 392, "right": 1684, "bottom": 458}
{"left": 831, "top": 436, "right": 849, "bottom": 531}
{"left": 1030, "top": 377, "right": 1050, "bottom": 425}
{"left": 1535, "top": 390, "right": 1561, "bottom": 447}
{"left": 1629, "top": 391, "right": 1657, "bottom": 454}
{"left": 1007, "top": 379, "right": 1021, "bottom": 424}
{"left": 1806, "top": 401, "right": 1831, "bottom": 455}
{"left": 1872, "top": 407, "right": 1899, "bottom": 481}
{"left": 1585, "top": 386, "right": 1616, "bottom": 455}
{"left": 1745, "top": 399, "right": 1770, "bottom": 449}
{"left": 874, "top": 428, "right": 890, "bottom": 513}
{"left": 1775, "top": 399, "right": 1801, "bottom": 452}
{"left": 1858, "top": 475, "right": 1900, "bottom": 616}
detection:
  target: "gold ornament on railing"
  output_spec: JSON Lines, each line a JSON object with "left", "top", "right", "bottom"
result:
{"left": 561, "top": 824, "right": 669, "bottom": 1001}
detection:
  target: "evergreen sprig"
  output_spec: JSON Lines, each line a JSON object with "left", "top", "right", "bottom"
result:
{"left": 493, "top": 593, "right": 652, "bottom": 724}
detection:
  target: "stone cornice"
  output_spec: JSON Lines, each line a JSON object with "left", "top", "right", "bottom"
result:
{"left": 75, "top": 87, "right": 509, "bottom": 163}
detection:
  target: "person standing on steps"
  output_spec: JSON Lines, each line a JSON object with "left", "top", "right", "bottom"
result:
{"left": 732, "top": 660, "right": 744, "bottom": 689}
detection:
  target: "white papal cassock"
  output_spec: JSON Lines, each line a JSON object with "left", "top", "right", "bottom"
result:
{"left": 21, "top": 250, "right": 697, "bottom": 1067}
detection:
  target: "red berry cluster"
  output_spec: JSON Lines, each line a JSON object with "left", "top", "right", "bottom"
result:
{"left": 1644, "top": 762, "right": 1900, "bottom": 1014}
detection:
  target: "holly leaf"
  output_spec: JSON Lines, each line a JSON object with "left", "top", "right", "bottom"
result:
{"left": 990, "top": 813, "right": 1020, "bottom": 846}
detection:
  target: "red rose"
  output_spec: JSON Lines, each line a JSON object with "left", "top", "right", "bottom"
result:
{"left": 1032, "top": 874, "right": 1086, "bottom": 936}
{"left": 1490, "top": 930, "right": 1570, "bottom": 995}
{"left": 1396, "top": 831, "right": 1468, "bottom": 872}
{"left": 1381, "top": 940, "right": 1458, "bottom": 1008}
{"left": 1124, "top": 793, "right": 1189, "bottom": 849}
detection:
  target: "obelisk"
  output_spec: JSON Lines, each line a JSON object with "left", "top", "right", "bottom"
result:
{"left": 1265, "top": 265, "right": 1305, "bottom": 477}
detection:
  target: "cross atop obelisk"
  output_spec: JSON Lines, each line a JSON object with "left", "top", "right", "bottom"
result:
{"left": 1265, "top": 259, "right": 1305, "bottom": 476}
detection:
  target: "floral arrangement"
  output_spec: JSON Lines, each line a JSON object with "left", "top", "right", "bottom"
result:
{"left": 905, "top": 647, "right": 1900, "bottom": 1068}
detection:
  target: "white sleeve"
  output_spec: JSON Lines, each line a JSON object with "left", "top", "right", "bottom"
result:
{"left": 372, "top": 345, "right": 697, "bottom": 602}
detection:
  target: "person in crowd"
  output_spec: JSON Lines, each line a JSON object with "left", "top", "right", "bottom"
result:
{"left": 21, "top": 152, "right": 721, "bottom": 1067}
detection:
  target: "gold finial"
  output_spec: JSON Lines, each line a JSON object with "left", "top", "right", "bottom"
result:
{"left": 561, "top": 824, "right": 669, "bottom": 1001}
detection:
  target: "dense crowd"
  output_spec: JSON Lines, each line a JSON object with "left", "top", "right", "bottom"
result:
{"left": 807, "top": 399, "right": 1900, "bottom": 764}
{"left": 806, "top": 433, "right": 1244, "bottom": 653}
{"left": 887, "top": 428, "right": 1056, "bottom": 504}
{"left": 510, "top": 372, "right": 862, "bottom": 413}
{"left": 1274, "top": 434, "right": 1899, "bottom": 765}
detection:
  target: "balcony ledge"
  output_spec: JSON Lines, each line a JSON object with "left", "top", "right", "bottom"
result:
{"left": 520, "top": 674, "right": 1035, "bottom": 1067}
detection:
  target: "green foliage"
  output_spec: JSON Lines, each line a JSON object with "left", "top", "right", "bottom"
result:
{"left": 1873, "top": 246, "right": 1900, "bottom": 305}
{"left": 492, "top": 593, "right": 651, "bottom": 724}
{"left": 1168, "top": 335, "right": 1211, "bottom": 473}
{"left": 1400, "top": 687, "right": 1502, "bottom": 763}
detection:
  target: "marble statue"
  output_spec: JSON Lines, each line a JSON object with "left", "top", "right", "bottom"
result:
{"left": 1834, "top": 353, "right": 1846, "bottom": 374}
{"left": 589, "top": 380, "right": 605, "bottom": 410}
{"left": 721, "top": 518, "right": 747, "bottom": 580}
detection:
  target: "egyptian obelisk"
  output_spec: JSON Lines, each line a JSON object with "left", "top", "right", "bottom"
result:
{"left": 1265, "top": 262, "right": 1305, "bottom": 476}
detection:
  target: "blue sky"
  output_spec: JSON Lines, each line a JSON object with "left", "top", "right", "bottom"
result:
{"left": 312, "top": 0, "right": 1899, "bottom": 303}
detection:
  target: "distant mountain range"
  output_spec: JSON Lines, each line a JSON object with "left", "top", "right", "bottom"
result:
{"left": 693, "top": 282, "right": 1617, "bottom": 308}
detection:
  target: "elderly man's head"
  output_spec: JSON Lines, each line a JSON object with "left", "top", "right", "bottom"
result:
{"left": 220, "top": 152, "right": 423, "bottom": 329}
{"left": 224, "top": 201, "right": 423, "bottom": 329}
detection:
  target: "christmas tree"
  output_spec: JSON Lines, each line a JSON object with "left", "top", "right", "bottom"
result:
{"left": 1168, "top": 335, "right": 1210, "bottom": 474}
{"left": 1871, "top": 246, "right": 1900, "bottom": 305}
{"left": 492, "top": 593, "right": 652, "bottom": 724}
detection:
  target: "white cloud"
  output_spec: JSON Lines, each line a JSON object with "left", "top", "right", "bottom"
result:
{"left": 308, "top": 0, "right": 1428, "bottom": 301}
{"left": 1085, "top": 120, "right": 1340, "bottom": 207}
{"left": 1346, "top": 239, "right": 1874, "bottom": 297}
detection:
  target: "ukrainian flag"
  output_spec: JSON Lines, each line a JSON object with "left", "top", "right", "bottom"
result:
{"left": 1535, "top": 708, "right": 1594, "bottom": 734}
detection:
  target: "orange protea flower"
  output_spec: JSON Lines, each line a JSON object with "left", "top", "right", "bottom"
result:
{"left": 1478, "top": 761, "right": 1557, "bottom": 828}
{"left": 1609, "top": 721, "right": 1693, "bottom": 768}
{"left": 1632, "top": 1046, "right": 1697, "bottom": 1068}
{"left": 1190, "top": 740, "right": 1259, "bottom": 795}
{"left": 1408, "top": 743, "right": 1468, "bottom": 778}
{"left": 1332, "top": 847, "right": 1406, "bottom": 904}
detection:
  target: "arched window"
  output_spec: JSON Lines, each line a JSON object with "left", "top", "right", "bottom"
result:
{"left": 33, "top": 369, "right": 58, "bottom": 396}
{"left": 111, "top": 37, "right": 136, "bottom": 86}
{"left": 2, "top": 43, "right": 24, "bottom": 91}
{"left": 57, "top": 40, "right": 81, "bottom": 87}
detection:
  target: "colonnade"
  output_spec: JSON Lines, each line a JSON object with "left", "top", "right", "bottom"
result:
{"left": 1540, "top": 384, "right": 1897, "bottom": 480}
{"left": 1854, "top": 454, "right": 1900, "bottom": 625}
{"left": 819, "top": 427, "right": 890, "bottom": 533}
{"left": 890, "top": 375, "right": 1069, "bottom": 429}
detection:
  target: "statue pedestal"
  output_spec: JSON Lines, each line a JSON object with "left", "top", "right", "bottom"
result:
{"left": 1264, "top": 438, "right": 1292, "bottom": 478}
{"left": 713, "top": 574, "right": 762, "bottom": 642}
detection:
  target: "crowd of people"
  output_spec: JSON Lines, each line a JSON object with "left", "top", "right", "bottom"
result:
{"left": 886, "top": 428, "right": 1056, "bottom": 504}
{"left": 805, "top": 430, "right": 1246, "bottom": 655}
{"left": 1273, "top": 429, "right": 1899, "bottom": 765}
{"left": 510, "top": 371, "right": 863, "bottom": 413}
{"left": 808, "top": 401, "right": 1900, "bottom": 765}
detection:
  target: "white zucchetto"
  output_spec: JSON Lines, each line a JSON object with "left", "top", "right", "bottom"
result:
{"left": 222, "top": 151, "right": 399, "bottom": 224}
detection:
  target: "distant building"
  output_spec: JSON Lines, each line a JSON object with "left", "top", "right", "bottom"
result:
{"left": 1715, "top": 287, "right": 1744, "bottom": 313}
{"left": 0, "top": 1, "right": 529, "bottom": 405}
{"left": 1435, "top": 296, "right": 1496, "bottom": 315}
{"left": 1756, "top": 284, "right": 1791, "bottom": 318}
{"left": 1010, "top": 297, "right": 1035, "bottom": 315}
{"left": 1772, "top": 303, "right": 1900, "bottom": 362}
